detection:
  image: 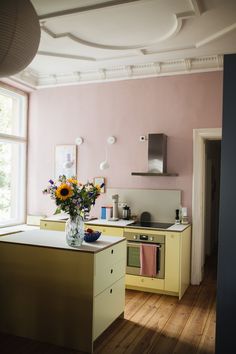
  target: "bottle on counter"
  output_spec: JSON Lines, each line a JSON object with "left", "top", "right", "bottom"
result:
{"left": 175, "top": 209, "right": 180, "bottom": 224}
{"left": 181, "top": 207, "right": 189, "bottom": 224}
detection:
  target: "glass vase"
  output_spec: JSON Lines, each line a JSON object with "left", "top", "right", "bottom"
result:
{"left": 65, "top": 215, "right": 84, "bottom": 247}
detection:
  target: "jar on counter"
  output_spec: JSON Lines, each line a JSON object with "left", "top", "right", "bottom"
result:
{"left": 122, "top": 205, "right": 131, "bottom": 220}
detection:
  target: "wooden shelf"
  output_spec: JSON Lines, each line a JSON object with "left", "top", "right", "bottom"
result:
{"left": 131, "top": 172, "right": 178, "bottom": 176}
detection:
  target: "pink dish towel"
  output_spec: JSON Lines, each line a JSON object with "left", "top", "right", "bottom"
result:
{"left": 140, "top": 244, "right": 158, "bottom": 277}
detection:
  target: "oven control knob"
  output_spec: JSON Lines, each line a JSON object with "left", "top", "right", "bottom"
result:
{"left": 150, "top": 236, "right": 154, "bottom": 241}
{"left": 133, "top": 235, "right": 137, "bottom": 240}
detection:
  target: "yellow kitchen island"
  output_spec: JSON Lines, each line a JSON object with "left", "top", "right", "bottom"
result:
{"left": 0, "top": 230, "right": 126, "bottom": 353}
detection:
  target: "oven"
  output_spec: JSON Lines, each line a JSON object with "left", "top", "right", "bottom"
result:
{"left": 124, "top": 230, "right": 165, "bottom": 279}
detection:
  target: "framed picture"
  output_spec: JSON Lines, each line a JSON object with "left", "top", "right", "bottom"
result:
{"left": 55, "top": 145, "right": 76, "bottom": 179}
{"left": 93, "top": 177, "right": 105, "bottom": 193}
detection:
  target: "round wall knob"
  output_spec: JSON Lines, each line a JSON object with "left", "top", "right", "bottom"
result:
{"left": 75, "top": 137, "right": 84, "bottom": 145}
{"left": 107, "top": 136, "right": 116, "bottom": 144}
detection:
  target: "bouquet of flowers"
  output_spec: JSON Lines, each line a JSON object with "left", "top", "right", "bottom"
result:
{"left": 43, "top": 175, "right": 103, "bottom": 219}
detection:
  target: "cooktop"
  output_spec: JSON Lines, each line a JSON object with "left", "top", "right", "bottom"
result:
{"left": 128, "top": 221, "right": 173, "bottom": 229}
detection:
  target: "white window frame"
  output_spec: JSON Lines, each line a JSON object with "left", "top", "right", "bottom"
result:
{"left": 0, "top": 84, "right": 28, "bottom": 227}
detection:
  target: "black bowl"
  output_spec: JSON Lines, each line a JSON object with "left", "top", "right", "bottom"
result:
{"left": 84, "top": 231, "right": 101, "bottom": 243}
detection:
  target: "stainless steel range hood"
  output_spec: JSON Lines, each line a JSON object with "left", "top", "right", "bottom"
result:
{"left": 131, "top": 133, "right": 178, "bottom": 176}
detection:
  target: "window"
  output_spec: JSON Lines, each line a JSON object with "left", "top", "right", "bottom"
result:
{"left": 0, "top": 85, "right": 27, "bottom": 227}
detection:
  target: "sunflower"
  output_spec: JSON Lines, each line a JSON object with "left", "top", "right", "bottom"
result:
{"left": 68, "top": 178, "right": 78, "bottom": 185}
{"left": 95, "top": 185, "right": 101, "bottom": 192}
{"left": 56, "top": 183, "right": 73, "bottom": 200}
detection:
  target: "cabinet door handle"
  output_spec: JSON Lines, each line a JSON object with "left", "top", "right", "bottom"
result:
{"left": 110, "top": 269, "right": 113, "bottom": 274}
{"left": 110, "top": 289, "right": 113, "bottom": 294}
{"left": 111, "top": 249, "right": 114, "bottom": 254}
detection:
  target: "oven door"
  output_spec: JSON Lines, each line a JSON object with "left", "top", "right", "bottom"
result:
{"left": 126, "top": 242, "right": 165, "bottom": 279}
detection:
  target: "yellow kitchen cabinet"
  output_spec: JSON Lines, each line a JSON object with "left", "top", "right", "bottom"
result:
{"left": 93, "top": 240, "right": 126, "bottom": 339}
{"left": 125, "top": 225, "right": 191, "bottom": 299}
{"left": 40, "top": 219, "right": 66, "bottom": 231}
{"left": 0, "top": 231, "right": 126, "bottom": 353}
{"left": 164, "top": 226, "right": 191, "bottom": 298}
{"left": 164, "top": 232, "right": 180, "bottom": 293}
{"left": 84, "top": 224, "right": 124, "bottom": 237}
{"left": 94, "top": 241, "right": 126, "bottom": 296}
{"left": 93, "top": 277, "right": 125, "bottom": 339}
{"left": 125, "top": 274, "right": 164, "bottom": 292}
{"left": 40, "top": 219, "right": 124, "bottom": 237}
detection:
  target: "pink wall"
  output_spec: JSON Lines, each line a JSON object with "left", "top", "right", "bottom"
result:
{"left": 27, "top": 72, "right": 223, "bottom": 218}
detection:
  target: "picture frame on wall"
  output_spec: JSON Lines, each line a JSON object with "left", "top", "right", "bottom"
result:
{"left": 93, "top": 177, "right": 105, "bottom": 193}
{"left": 55, "top": 145, "right": 76, "bottom": 179}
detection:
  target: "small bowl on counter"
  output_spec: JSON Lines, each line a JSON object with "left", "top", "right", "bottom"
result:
{"left": 84, "top": 229, "right": 101, "bottom": 243}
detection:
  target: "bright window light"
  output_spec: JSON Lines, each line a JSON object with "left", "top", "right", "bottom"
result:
{"left": 0, "top": 86, "right": 27, "bottom": 227}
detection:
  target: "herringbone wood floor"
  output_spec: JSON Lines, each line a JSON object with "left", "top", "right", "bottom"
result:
{"left": 0, "top": 256, "right": 216, "bottom": 354}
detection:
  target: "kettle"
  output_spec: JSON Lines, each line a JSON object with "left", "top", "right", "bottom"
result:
{"left": 122, "top": 205, "right": 131, "bottom": 220}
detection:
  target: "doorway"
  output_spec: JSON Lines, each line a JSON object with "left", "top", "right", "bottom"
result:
{"left": 204, "top": 140, "right": 221, "bottom": 264}
{"left": 191, "top": 128, "right": 222, "bottom": 285}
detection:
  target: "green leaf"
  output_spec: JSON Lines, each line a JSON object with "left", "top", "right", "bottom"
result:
{"left": 53, "top": 207, "right": 61, "bottom": 215}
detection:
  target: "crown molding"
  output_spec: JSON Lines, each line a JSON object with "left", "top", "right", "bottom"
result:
{"left": 11, "top": 54, "right": 223, "bottom": 89}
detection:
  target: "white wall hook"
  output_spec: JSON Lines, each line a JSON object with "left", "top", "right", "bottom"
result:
{"left": 75, "top": 137, "right": 84, "bottom": 145}
{"left": 107, "top": 136, "right": 116, "bottom": 144}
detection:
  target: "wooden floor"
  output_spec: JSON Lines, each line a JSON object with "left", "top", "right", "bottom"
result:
{"left": 0, "top": 256, "right": 216, "bottom": 354}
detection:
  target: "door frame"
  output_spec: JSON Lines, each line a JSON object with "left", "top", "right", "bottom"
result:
{"left": 191, "top": 128, "right": 222, "bottom": 285}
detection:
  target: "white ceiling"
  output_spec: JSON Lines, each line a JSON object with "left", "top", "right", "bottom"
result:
{"left": 10, "top": 0, "right": 236, "bottom": 89}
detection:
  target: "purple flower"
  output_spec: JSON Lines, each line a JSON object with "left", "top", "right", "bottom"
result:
{"left": 49, "top": 179, "right": 54, "bottom": 185}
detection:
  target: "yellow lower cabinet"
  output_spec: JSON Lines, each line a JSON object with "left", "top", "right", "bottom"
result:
{"left": 94, "top": 241, "right": 126, "bottom": 296}
{"left": 40, "top": 220, "right": 65, "bottom": 231}
{"left": 0, "top": 235, "right": 126, "bottom": 353}
{"left": 93, "top": 276, "right": 125, "bottom": 340}
{"left": 125, "top": 227, "right": 191, "bottom": 299}
{"left": 84, "top": 224, "right": 124, "bottom": 237}
{"left": 126, "top": 274, "right": 164, "bottom": 292}
{"left": 164, "top": 232, "right": 180, "bottom": 293}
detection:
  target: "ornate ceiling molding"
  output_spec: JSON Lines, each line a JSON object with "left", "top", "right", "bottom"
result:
{"left": 39, "top": 0, "right": 200, "bottom": 52}
{"left": 40, "top": 18, "right": 181, "bottom": 52}
{"left": 11, "top": 54, "right": 223, "bottom": 89}
{"left": 38, "top": 0, "right": 144, "bottom": 21}
{"left": 38, "top": 50, "right": 95, "bottom": 62}
{"left": 196, "top": 22, "right": 236, "bottom": 48}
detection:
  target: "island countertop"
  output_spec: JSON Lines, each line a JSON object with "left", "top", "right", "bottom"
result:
{"left": 0, "top": 229, "right": 125, "bottom": 253}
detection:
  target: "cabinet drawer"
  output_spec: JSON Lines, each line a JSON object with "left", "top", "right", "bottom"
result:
{"left": 85, "top": 225, "right": 124, "bottom": 237}
{"left": 94, "top": 258, "right": 126, "bottom": 296}
{"left": 125, "top": 274, "right": 164, "bottom": 291}
{"left": 40, "top": 220, "right": 65, "bottom": 231}
{"left": 95, "top": 241, "right": 126, "bottom": 271}
{"left": 93, "top": 276, "right": 125, "bottom": 340}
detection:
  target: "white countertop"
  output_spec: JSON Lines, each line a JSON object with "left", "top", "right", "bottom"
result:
{"left": 86, "top": 219, "right": 190, "bottom": 232}
{"left": 85, "top": 219, "right": 135, "bottom": 227}
{"left": 39, "top": 215, "right": 190, "bottom": 232}
{"left": 0, "top": 224, "right": 39, "bottom": 236}
{"left": 166, "top": 223, "right": 190, "bottom": 231}
{"left": 0, "top": 229, "right": 125, "bottom": 253}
